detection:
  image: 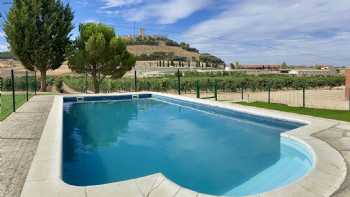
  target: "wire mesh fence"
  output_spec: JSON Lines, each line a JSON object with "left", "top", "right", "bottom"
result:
{"left": 0, "top": 69, "right": 38, "bottom": 120}
{"left": 60, "top": 69, "right": 350, "bottom": 111}
{"left": 219, "top": 87, "right": 349, "bottom": 110}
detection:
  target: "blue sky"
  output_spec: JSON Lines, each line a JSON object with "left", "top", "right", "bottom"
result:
{"left": 1, "top": 0, "right": 350, "bottom": 65}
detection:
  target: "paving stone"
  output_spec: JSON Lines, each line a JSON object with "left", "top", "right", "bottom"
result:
{"left": 0, "top": 113, "right": 48, "bottom": 139}
{"left": 314, "top": 128, "right": 348, "bottom": 139}
{"left": 0, "top": 96, "right": 54, "bottom": 197}
{"left": 313, "top": 126, "right": 350, "bottom": 197}
{"left": 326, "top": 138, "right": 350, "bottom": 151}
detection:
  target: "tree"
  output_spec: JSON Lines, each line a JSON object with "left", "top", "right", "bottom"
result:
{"left": 4, "top": 0, "right": 73, "bottom": 91}
{"left": 281, "top": 61, "right": 288, "bottom": 69}
{"left": 199, "top": 53, "right": 225, "bottom": 66}
{"left": 314, "top": 64, "right": 322, "bottom": 70}
{"left": 235, "top": 61, "right": 241, "bottom": 69}
{"left": 68, "top": 23, "right": 136, "bottom": 93}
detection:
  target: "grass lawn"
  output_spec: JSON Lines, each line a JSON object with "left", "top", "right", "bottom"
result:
{"left": 0, "top": 94, "right": 32, "bottom": 121}
{"left": 237, "top": 101, "right": 350, "bottom": 122}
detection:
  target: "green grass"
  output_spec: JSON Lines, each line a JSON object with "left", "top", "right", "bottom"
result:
{"left": 237, "top": 101, "right": 350, "bottom": 122}
{"left": 0, "top": 94, "right": 32, "bottom": 121}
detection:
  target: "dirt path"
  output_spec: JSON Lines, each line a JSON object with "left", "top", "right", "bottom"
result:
{"left": 62, "top": 82, "right": 80, "bottom": 94}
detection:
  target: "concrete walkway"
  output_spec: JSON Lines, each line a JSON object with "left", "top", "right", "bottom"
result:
{"left": 314, "top": 124, "right": 350, "bottom": 197}
{"left": 0, "top": 96, "right": 54, "bottom": 197}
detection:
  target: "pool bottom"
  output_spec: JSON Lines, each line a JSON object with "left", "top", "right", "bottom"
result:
{"left": 62, "top": 95, "right": 313, "bottom": 196}
{"left": 224, "top": 138, "right": 313, "bottom": 196}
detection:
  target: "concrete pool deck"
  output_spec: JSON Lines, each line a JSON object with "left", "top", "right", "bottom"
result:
{"left": 0, "top": 95, "right": 54, "bottom": 197}
{"left": 1, "top": 93, "right": 349, "bottom": 197}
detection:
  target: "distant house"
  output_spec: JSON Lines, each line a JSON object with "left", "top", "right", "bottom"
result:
{"left": 240, "top": 65, "right": 281, "bottom": 71}
{"left": 320, "top": 65, "right": 330, "bottom": 70}
{"left": 288, "top": 69, "right": 337, "bottom": 76}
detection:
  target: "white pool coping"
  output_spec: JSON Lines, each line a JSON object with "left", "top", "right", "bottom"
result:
{"left": 20, "top": 92, "right": 347, "bottom": 197}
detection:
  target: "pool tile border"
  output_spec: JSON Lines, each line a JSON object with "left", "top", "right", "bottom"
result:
{"left": 20, "top": 92, "right": 347, "bottom": 197}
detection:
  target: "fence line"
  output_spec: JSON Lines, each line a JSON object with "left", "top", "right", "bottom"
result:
{"left": 61, "top": 69, "right": 349, "bottom": 111}
{"left": 0, "top": 69, "right": 37, "bottom": 116}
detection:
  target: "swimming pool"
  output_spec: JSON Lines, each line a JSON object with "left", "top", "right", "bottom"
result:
{"left": 62, "top": 94, "right": 313, "bottom": 196}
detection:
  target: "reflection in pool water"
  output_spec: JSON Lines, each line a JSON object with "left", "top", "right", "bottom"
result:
{"left": 63, "top": 97, "right": 312, "bottom": 196}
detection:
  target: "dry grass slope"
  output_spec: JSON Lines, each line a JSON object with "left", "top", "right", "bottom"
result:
{"left": 127, "top": 44, "right": 200, "bottom": 60}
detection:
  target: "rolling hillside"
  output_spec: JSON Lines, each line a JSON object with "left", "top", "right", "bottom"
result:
{"left": 127, "top": 41, "right": 200, "bottom": 61}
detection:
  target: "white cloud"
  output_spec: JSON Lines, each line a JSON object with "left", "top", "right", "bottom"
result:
{"left": 0, "top": 32, "right": 7, "bottom": 51}
{"left": 183, "top": 0, "right": 350, "bottom": 65}
{"left": 101, "top": 0, "right": 143, "bottom": 8}
{"left": 0, "top": 43, "right": 9, "bottom": 52}
{"left": 103, "top": 0, "right": 212, "bottom": 24}
{"left": 76, "top": 0, "right": 89, "bottom": 7}
{"left": 83, "top": 19, "right": 100, "bottom": 23}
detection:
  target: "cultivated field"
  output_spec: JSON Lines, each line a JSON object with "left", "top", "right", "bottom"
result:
{"left": 182, "top": 87, "right": 349, "bottom": 110}
{"left": 0, "top": 60, "right": 73, "bottom": 77}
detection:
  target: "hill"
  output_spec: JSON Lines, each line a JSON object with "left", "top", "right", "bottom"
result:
{"left": 127, "top": 41, "right": 200, "bottom": 61}
{"left": 122, "top": 33, "right": 223, "bottom": 64}
{"left": 0, "top": 51, "right": 16, "bottom": 59}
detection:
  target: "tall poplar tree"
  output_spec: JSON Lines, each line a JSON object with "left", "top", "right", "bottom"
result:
{"left": 4, "top": 0, "right": 73, "bottom": 91}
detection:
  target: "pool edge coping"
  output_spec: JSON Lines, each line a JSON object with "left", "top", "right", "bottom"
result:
{"left": 20, "top": 92, "right": 347, "bottom": 197}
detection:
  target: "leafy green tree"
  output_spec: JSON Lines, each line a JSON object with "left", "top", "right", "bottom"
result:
{"left": 314, "top": 64, "right": 322, "bottom": 70}
{"left": 68, "top": 23, "right": 136, "bottom": 93}
{"left": 4, "top": 0, "right": 73, "bottom": 91}
{"left": 235, "top": 61, "right": 240, "bottom": 69}
{"left": 281, "top": 61, "right": 288, "bottom": 69}
{"left": 200, "top": 53, "right": 225, "bottom": 65}
{"left": 230, "top": 61, "right": 241, "bottom": 69}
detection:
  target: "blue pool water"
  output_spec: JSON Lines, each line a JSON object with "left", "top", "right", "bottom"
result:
{"left": 62, "top": 95, "right": 312, "bottom": 196}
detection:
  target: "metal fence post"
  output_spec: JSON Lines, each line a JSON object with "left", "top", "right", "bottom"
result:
{"left": 214, "top": 80, "right": 218, "bottom": 101}
{"left": 268, "top": 86, "right": 271, "bottom": 104}
{"left": 26, "top": 71, "right": 29, "bottom": 101}
{"left": 302, "top": 87, "right": 306, "bottom": 108}
{"left": 348, "top": 87, "right": 350, "bottom": 111}
{"left": 177, "top": 69, "right": 181, "bottom": 95}
{"left": 196, "top": 80, "right": 200, "bottom": 98}
{"left": 134, "top": 69, "right": 137, "bottom": 92}
{"left": 34, "top": 71, "right": 37, "bottom": 95}
{"left": 11, "top": 69, "right": 16, "bottom": 112}
{"left": 85, "top": 70, "right": 88, "bottom": 93}
{"left": 0, "top": 77, "right": 2, "bottom": 112}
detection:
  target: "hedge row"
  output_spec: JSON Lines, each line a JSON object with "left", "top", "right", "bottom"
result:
{"left": 1, "top": 76, "right": 54, "bottom": 91}
{"left": 63, "top": 74, "right": 345, "bottom": 93}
